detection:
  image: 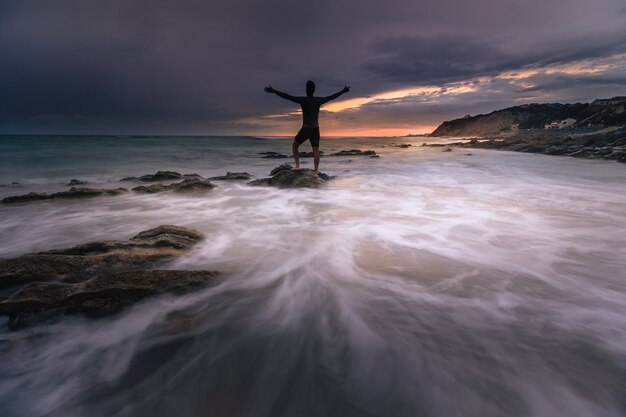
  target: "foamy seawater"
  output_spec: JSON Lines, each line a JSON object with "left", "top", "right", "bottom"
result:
{"left": 0, "top": 135, "right": 625, "bottom": 417}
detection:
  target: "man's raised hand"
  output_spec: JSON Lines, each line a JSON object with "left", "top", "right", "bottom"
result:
{"left": 342, "top": 85, "right": 351, "bottom": 94}
{"left": 264, "top": 85, "right": 275, "bottom": 93}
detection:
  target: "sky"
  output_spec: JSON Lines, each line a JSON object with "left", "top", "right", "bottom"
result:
{"left": 1, "top": 0, "right": 626, "bottom": 136}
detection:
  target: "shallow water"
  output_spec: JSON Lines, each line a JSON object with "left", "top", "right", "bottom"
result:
{"left": 0, "top": 136, "right": 625, "bottom": 417}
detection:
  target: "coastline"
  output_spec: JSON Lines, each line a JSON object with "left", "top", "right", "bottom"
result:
{"left": 428, "top": 128, "right": 626, "bottom": 163}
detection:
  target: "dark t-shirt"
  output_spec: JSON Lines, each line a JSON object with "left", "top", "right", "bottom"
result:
{"left": 294, "top": 96, "right": 330, "bottom": 128}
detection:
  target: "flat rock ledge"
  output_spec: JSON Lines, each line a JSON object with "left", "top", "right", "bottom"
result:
{"left": 209, "top": 172, "right": 252, "bottom": 180}
{"left": 2, "top": 187, "right": 128, "bottom": 204}
{"left": 0, "top": 225, "right": 217, "bottom": 329}
{"left": 121, "top": 171, "right": 203, "bottom": 182}
{"left": 132, "top": 178, "right": 215, "bottom": 194}
{"left": 248, "top": 164, "right": 332, "bottom": 188}
{"left": 0, "top": 270, "right": 219, "bottom": 329}
{"left": 0, "top": 224, "right": 204, "bottom": 289}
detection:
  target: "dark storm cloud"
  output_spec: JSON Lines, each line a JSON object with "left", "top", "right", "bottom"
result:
{"left": 1, "top": 0, "right": 626, "bottom": 134}
{"left": 362, "top": 34, "right": 626, "bottom": 85}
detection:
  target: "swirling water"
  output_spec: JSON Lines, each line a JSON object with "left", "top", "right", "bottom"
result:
{"left": 0, "top": 135, "right": 625, "bottom": 417}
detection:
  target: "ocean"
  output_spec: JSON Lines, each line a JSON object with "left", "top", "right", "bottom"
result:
{"left": 1, "top": 135, "right": 625, "bottom": 417}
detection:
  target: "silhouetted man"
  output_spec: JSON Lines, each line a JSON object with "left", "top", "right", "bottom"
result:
{"left": 265, "top": 81, "right": 350, "bottom": 175}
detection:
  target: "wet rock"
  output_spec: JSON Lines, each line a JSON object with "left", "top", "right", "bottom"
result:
{"left": 209, "top": 172, "right": 252, "bottom": 180}
{"left": 2, "top": 192, "right": 53, "bottom": 204}
{"left": 0, "top": 225, "right": 204, "bottom": 289}
{"left": 270, "top": 164, "right": 294, "bottom": 176}
{"left": 51, "top": 187, "right": 128, "bottom": 198}
{"left": 370, "top": 155, "right": 380, "bottom": 158}
{"left": 0, "top": 269, "right": 220, "bottom": 329}
{"left": 248, "top": 165, "right": 331, "bottom": 188}
{"left": 260, "top": 152, "right": 288, "bottom": 159}
{"left": 395, "top": 144, "right": 412, "bottom": 148}
{"left": 132, "top": 179, "right": 214, "bottom": 194}
{"left": 66, "top": 179, "right": 88, "bottom": 186}
{"left": 443, "top": 148, "right": 454, "bottom": 152}
{"left": 139, "top": 171, "right": 184, "bottom": 182}
{"left": 330, "top": 149, "right": 377, "bottom": 156}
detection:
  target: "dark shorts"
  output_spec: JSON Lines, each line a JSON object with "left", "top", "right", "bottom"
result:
{"left": 295, "top": 127, "right": 320, "bottom": 147}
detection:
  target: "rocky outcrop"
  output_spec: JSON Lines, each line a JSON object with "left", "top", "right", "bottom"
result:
{"left": 430, "top": 101, "right": 626, "bottom": 137}
{"left": 248, "top": 164, "right": 331, "bottom": 188}
{"left": 53, "top": 187, "right": 128, "bottom": 198}
{"left": 132, "top": 178, "right": 214, "bottom": 193}
{"left": 0, "top": 270, "right": 219, "bottom": 329}
{"left": 2, "top": 192, "right": 53, "bottom": 204}
{"left": 330, "top": 149, "right": 377, "bottom": 156}
{"left": 2, "top": 187, "right": 128, "bottom": 204}
{"left": 66, "top": 179, "right": 87, "bottom": 186}
{"left": 209, "top": 172, "right": 252, "bottom": 180}
{"left": 120, "top": 171, "right": 204, "bottom": 182}
{"left": 0, "top": 225, "right": 214, "bottom": 329}
{"left": 428, "top": 129, "right": 626, "bottom": 162}
{"left": 0, "top": 225, "right": 204, "bottom": 289}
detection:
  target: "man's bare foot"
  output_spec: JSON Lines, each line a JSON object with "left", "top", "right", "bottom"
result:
{"left": 312, "top": 171, "right": 319, "bottom": 177}
{"left": 292, "top": 166, "right": 302, "bottom": 171}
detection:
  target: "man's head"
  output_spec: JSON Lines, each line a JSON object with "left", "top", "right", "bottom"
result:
{"left": 306, "top": 80, "right": 315, "bottom": 96}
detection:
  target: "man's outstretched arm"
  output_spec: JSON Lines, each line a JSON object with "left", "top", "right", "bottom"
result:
{"left": 264, "top": 85, "right": 299, "bottom": 103}
{"left": 323, "top": 85, "right": 351, "bottom": 103}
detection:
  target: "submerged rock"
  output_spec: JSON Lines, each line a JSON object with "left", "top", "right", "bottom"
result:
{"left": 209, "top": 172, "right": 252, "bottom": 180}
{"left": 66, "top": 179, "right": 88, "bottom": 186}
{"left": 248, "top": 164, "right": 331, "bottom": 188}
{"left": 132, "top": 178, "right": 214, "bottom": 194}
{"left": 0, "top": 269, "right": 219, "bottom": 329}
{"left": 3, "top": 187, "right": 127, "bottom": 204}
{"left": 52, "top": 187, "right": 128, "bottom": 198}
{"left": 330, "top": 149, "right": 377, "bottom": 156}
{"left": 2, "top": 192, "right": 53, "bottom": 204}
{"left": 260, "top": 152, "right": 288, "bottom": 159}
{"left": 0, "top": 225, "right": 204, "bottom": 289}
{"left": 139, "top": 171, "right": 184, "bottom": 182}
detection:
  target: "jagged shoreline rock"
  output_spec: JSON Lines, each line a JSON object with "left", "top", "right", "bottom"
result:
{"left": 0, "top": 225, "right": 204, "bottom": 289}
{"left": 0, "top": 225, "right": 218, "bottom": 329}
{"left": 209, "top": 172, "right": 252, "bottom": 180}
{"left": 248, "top": 164, "right": 332, "bottom": 188}
{"left": 0, "top": 270, "right": 219, "bottom": 329}
{"left": 132, "top": 178, "right": 215, "bottom": 193}
{"left": 428, "top": 129, "right": 626, "bottom": 163}
{"left": 2, "top": 187, "right": 128, "bottom": 204}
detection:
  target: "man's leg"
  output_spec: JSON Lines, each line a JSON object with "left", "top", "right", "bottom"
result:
{"left": 292, "top": 139, "right": 302, "bottom": 170}
{"left": 312, "top": 146, "right": 320, "bottom": 175}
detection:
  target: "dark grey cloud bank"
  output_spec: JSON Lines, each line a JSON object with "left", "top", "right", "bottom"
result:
{"left": 1, "top": 0, "right": 625, "bottom": 134}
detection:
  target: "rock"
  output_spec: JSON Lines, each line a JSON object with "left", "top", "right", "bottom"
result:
{"left": 173, "top": 178, "right": 215, "bottom": 193}
{"left": 139, "top": 171, "right": 184, "bottom": 182}
{"left": 0, "top": 225, "right": 204, "bottom": 289}
{"left": 443, "top": 148, "right": 454, "bottom": 152}
{"left": 66, "top": 179, "right": 87, "bottom": 186}
{"left": 330, "top": 149, "right": 377, "bottom": 156}
{"left": 132, "top": 179, "right": 214, "bottom": 194}
{"left": 260, "top": 152, "right": 288, "bottom": 159}
{"left": 209, "top": 172, "right": 252, "bottom": 180}
{"left": 51, "top": 187, "right": 128, "bottom": 198}
{"left": 395, "top": 144, "right": 412, "bottom": 148}
{"left": 0, "top": 270, "right": 219, "bottom": 329}
{"left": 616, "top": 154, "right": 626, "bottom": 163}
{"left": 248, "top": 165, "right": 331, "bottom": 188}
{"left": 2, "top": 192, "right": 53, "bottom": 204}
{"left": 270, "top": 164, "right": 294, "bottom": 176}
{"left": 370, "top": 155, "right": 380, "bottom": 158}
{"left": 4, "top": 188, "right": 128, "bottom": 204}
{"left": 131, "top": 183, "right": 170, "bottom": 193}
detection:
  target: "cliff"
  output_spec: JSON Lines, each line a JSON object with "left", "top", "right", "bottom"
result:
{"left": 430, "top": 101, "right": 626, "bottom": 137}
